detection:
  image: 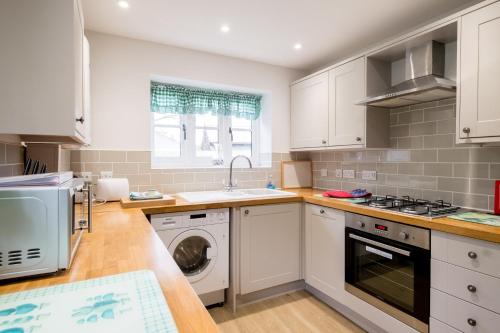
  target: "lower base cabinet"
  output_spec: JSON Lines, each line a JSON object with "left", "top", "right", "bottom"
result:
{"left": 305, "top": 204, "right": 345, "bottom": 299}
{"left": 240, "top": 203, "right": 301, "bottom": 294}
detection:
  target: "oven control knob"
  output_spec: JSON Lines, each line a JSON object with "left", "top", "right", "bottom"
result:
{"left": 356, "top": 221, "right": 365, "bottom": 228}
{"left": 399, "top": 232, "right": 409, "bottom": 240}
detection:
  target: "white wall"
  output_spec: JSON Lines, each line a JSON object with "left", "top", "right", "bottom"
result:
{"left": 86, "top": 31, "right": 305, "bottom": 152}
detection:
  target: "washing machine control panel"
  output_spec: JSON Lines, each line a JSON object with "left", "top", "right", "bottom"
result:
{"left": 151, "top": 208, "right": 229, "bottom": 230}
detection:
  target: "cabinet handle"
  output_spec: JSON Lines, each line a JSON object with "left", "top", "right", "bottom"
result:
{"left": 76, "top": 116, "right": 85, "bottom": 124}
{"left": 322, "top": 140, "right": 327, "bottom": 144}
{"left": 320, "top": 209, "right": 325, "bottom": 214}
{"left": 467, "top": 285, "right": 477, "bottom": 293}
{"left": 468, "top": 251, "right": 478, "bottom": 259}
{"left": 467, "top": 318, "right": 477, "bottom": 327}
{"left": 462, "top": 127, "right": 470, "bottom": 134}
{"left": 356, "top": 137, "right": 362, "bottom": 142}
{"left": 244, "top": 209, "right": 249, "bottom": 215}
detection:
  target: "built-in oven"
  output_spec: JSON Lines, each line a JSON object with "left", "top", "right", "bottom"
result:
{"left": 345, "top": 213, "right": 430, "bottom": 333}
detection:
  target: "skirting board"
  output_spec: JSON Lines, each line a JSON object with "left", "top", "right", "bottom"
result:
{"left": 236, "top": 280, "right": 306, "bottom": 308}
{"left": 305, "top": 284, "right": 385, "bottom": 333}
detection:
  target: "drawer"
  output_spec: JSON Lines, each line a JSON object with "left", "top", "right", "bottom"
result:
{"left": 432, "top": 231, "right": 500, "bottom": 278}
{"left": 432, "top": 259, "right": 500, "bottom": 313}
{"left": 309, "top": 204, "right": 344, "bottom": 220}
{"left": 430, "top": 318, "right": 461, "bottom": 333}
{"left": 431, "top": 288, "right": 500, "bottom": 333}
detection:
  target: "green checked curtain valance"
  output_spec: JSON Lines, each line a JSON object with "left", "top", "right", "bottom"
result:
{"left": 151, "top": 81, "right": 262, "bottom": 120}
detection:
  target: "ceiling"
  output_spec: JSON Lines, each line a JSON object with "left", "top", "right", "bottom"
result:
{"left": 82, "top": 0, "right": 482, "bottom": 70}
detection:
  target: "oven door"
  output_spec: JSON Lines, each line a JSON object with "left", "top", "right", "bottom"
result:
{"left": 345, "top": 227, "right": 430, "bottom": 331}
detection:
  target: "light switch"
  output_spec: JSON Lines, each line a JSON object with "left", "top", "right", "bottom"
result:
{"left": 361, "top": 170, "right": 377, "bottom": 181}
{"left": 101, "top": 171, "right": 113, "bottom": 179}
{"left": 320, "top": 168, "right": 328, "bottom": 177}
{"left": 81, "top": 172, "right": 92, "bottom": 181}
{"left": 342, "top": 169, "right": 355, "bottom": 179}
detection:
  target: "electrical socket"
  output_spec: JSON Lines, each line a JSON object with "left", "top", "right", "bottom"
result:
{"left": 361, "top": 170, "right": 377, "bottom": 181}
{"left": 320, "top": 168, "right": 328, "bottom": 177}
{"left": 335, "top": 169, "right": 343, "bottom": 178}
{"left": 342, "top": 169, "right": 355, "bottom": 179}
{"left": 81, "top": 172, "right": 92, "bottom": 181}
{"left": 100, "top": 171, "right": 113, "bottom": 179}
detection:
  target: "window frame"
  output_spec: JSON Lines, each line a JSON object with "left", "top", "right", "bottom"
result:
{"left": 151, "top": 112, "right": 261, "bottom": 169}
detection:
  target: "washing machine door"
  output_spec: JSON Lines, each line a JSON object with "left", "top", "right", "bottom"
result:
{"left": 168, "top": 229, "right": 218, "bottom": 283}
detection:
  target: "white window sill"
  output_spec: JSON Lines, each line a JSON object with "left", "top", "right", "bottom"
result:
{"left": 150, "top": 163, "right": 272, "bottom": 170}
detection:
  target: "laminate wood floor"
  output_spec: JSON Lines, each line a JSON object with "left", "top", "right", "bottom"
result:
{"left": 209, "top": 290, "right": 366, "bottom": 333}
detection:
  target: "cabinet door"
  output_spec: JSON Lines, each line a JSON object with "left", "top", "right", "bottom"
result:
{"left": 460, "top": 1, "right": 500, "bottom": 139}
{"left": 328, "top": 57, "right": 366, "bottom": 146}
{"left": 82, "top": 35, "right": 91, "bottom": 144}
{"left": 305, "top": 205, "right": 345, "bottom": 299}
{"left": 73, "top": 0, "right": 85, "bottom": 137}
{"left": 290, "top": 72, "right": 329, "bottom": 149}
{"left": 240, "top": 203, "right": 301, "bottom": 294}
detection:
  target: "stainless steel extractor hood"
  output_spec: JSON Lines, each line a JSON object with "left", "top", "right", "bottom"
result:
{"left": 359, "top": 40, "right": 456, "bottom": 108}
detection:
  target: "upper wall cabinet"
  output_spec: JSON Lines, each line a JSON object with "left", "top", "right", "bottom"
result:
{"left": 459, "top": 1, "right": 500, "bottom": 143}
{"left": 0, "top": 0, "right": 90, "bottom": 145}
{"left": 328, "top": 57, "right": 366, "bottom": 146}
{"left": 290, "top": 72, "right": 329, "bottom": 149}
{"left": 290, "top": 57, "right": 389, "bottom": 151}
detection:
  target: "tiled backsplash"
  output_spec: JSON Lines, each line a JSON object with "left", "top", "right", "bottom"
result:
{"left": 70, "top": 151, "right": 290, "bottom": 193}
{"left": 0, "top": 143, "right": 24, "bottom": 177}
{"left": 310, "top": 98, "right": 500, "bottom": 211}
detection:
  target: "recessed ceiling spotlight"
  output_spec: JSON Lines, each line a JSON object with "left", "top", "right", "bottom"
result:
{"left": 293, "top": 43, "right": 303, "bottom": 50}
{"left": 220, "top": 24, "right": 230, "bottom": 33}
{"left": 117, "top": 1, "right": 129, "bottom": 9}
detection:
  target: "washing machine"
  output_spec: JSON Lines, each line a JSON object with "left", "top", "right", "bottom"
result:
{"left": 151, "top": 208, "right": 229, "bottom": 306}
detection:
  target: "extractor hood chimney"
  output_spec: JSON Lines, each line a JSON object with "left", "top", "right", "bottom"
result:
{"left": 359, "top": 40, "right": 456, "bottom": 108}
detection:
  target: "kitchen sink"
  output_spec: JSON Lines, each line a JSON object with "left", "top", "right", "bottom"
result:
{"left": 176, "top": 188, "right": 297, "bottom": 203}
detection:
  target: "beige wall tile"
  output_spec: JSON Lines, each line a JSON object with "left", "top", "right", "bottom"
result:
{"left": 397, "top": 187, "right": 423, "bottom": 199}
{"left": 469, "top": 148, "right": 500, "bottom": 163}
{"left": 438, "top": 177, "right": 469, "bottom": 192}
{"left": 398, "top": 163, "right": 423, "bottom": 175}
{"left": 100, "top": 150, "right": 126, "bottom": 162}
{"left": 491, "top": 164, "right": 500, "bottom": 179}
{"left": 150, "top": 174, "right": 174, "bottom": 185}
{"left": 438, "top": 149, "right": 469, "bottom": 162}
{"left": 127, "top": 151, "right": 150, "bottom": 162}
{"left": 408, "top": 176, "right": 437, "bottom": 190}
{"left": 390, "top": 125, "right": 409, "bottom": 137}
{"left": 84, "top": 162, "right": 113, "bottom": 174}
{"left": 453, "top": 192, "right": 489, "bottom": 210}
{"left": 0, "top": 165, "right": 12, "bottom": 177}
{"left": 423, "top": 134, "right": 454, "bottom": 148}
{"left": 398, "top": 137, "right": 423, "bottom": 149}
{"left": 422, "top": 190, "right": 453, "bottom": 203}
{"left": 410, "top": 150, "right": 437, "bottom": 162}
{"left": 469, "top": 179, "right": 495, "bottom": 195}
{"left": 423, "top": 163, "right": 452, "bottom": 177}
{"left": 174, "top": 173, "right": 194, "bottom": 184}
{"left": 409, "top": 122, "right": 436, "bottom": 136}
{"left": 375, "top": 185, "right": 398, "bottom": 196}
{"left": 6, "top": 144, "right": 23, "bottom": 164}
{"left": 436, "top": 119, "right": 456, "bottom": 134}
{"left": 0, "top": 144, "right": 5, "bottom": 164}
{"left": 398, "top": 110, "right": 423, "bottom": 124}
{"left": 454, "top": 163, "right": 489, "bottom": 179}
{"left": 74, "top": 150, "right": 100, "bottom": 163}
{"left": 113, "top": 163, "right": 139, "bottom": 175}
{"left": 423, "top": 105, "right": 455, "bottom": 121}
{"left": 377, "top": 162, "right": 398, "bottom": 174}
{"left": 125, "top": 174, "right": 151, "bottom": 186}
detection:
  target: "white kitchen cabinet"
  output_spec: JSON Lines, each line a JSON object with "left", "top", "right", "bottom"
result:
{"left": 459, "top": 1, "right": 500, "bottom": 142}
{"left": 239, "top": 203, "right": 301, "bottom": 294}
{"left": 0, "top": 0, "right": 90, "bottom": 145}
{"left": 305, "top": 204, "right": 345, "bottom": 299}
{"left": 290, "top": 72, "right": 329, "bottom": 149}
{"left": 328, "top": 57, "right": 366, "bottom": 146}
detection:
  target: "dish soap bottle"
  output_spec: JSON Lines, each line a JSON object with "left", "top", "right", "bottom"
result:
{"left": 266, "top": 175, "right": 276, "bottom": 189}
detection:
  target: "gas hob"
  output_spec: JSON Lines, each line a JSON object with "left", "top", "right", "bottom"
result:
{"left": 356, "top": 195, "right": 461, "bottom": 218}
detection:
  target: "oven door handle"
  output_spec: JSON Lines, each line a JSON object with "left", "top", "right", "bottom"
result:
{"left": 349, "top": 233, "right": 410, "bottom": 257}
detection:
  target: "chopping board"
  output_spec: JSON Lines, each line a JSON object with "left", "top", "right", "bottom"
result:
{"left": 281, "top": 161, "right": 312, "bottom": 189}
{"left": 0, "top": 270, "right": 178, "bottom": 333}
{"left": 120, "top": 195, "right": 176, "bottom": 208}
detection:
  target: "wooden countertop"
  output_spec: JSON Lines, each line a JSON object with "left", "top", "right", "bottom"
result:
{"left": 1, "top": 187, "right": 499, "bottom": 332}
{"left": 0, "top": 203, "right": 219, "bottom": 333}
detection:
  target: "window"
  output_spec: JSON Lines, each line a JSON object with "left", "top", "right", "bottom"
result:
{"left": 150, "top": 81, "right": 263, "bottom": 168}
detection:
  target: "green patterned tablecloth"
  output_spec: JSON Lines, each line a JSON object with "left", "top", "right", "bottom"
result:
{"left": 448, "top": 212, "right": 500, "bottom": 227}
{"left": 0, "top": 270, "right": 178, "bottom": 333}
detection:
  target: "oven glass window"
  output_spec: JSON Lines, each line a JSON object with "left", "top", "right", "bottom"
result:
{"left": 353, "top": 242, "right": 415, "bottom": 313}
{"left": 173, "top": 236, "right": 211, "bottom": 276}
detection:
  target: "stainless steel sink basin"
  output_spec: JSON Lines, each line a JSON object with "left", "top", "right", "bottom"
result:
{"left": 176, "top": 188, "right": 296, "bottom": 203}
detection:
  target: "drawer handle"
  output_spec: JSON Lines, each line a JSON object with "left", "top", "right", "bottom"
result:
{"left": 244, "top": 209, "right": 249, "bottom": 215}
{"left": 467, "top": 285, "right": 477, "bottom": 293}
{"left": 467, "top": 318, "right": 477, "bottom": 327}
{"left": 468, "top": 251, "right": 478, "bottom": 259}
{"left": 320, "top": 209, "right": 325, "bottom": 214}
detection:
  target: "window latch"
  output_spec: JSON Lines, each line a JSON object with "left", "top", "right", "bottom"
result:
{"left": 229, "top": 126, "right": 233, "bottom": 142}
{"left": 182, "top": 124, "right": 187, "bottom": 140}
